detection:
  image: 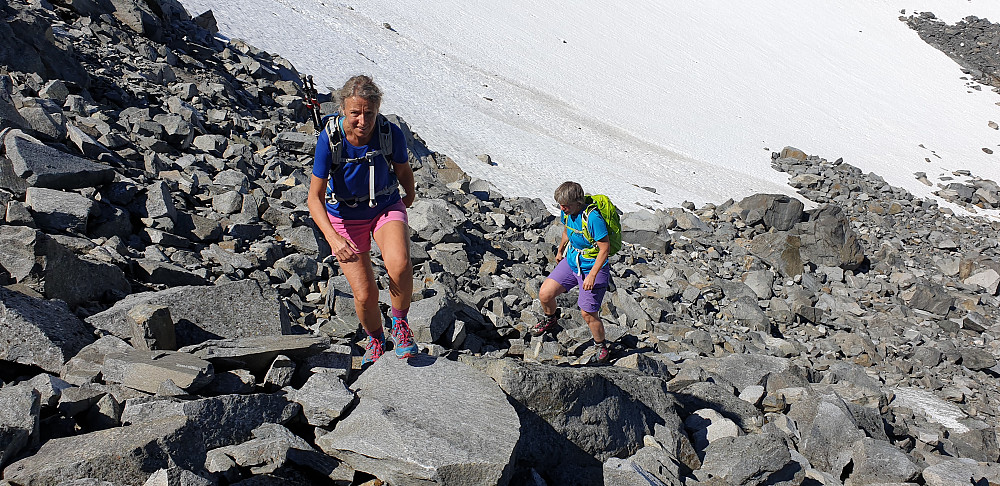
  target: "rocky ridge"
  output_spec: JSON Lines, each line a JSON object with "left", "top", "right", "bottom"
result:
{"left": 0, "top": 0, "right": 999, "bottom": 485}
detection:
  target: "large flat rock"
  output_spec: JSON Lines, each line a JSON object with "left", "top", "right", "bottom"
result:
{"left": 5, "top": 132, "right": 114, "bottom": 190}
{"left": 2, "top": 416, "right": 205, "bottom": 485}
{"left": 178, "top": 334, "right": 329, "bottom": 374}
{"left": 317, "top": 355, "right": 519, "bottom": 486}
{"left": 0, "top": 287, "right": 95, "bottom": 373}
{"left": 85, "top": 279, "right": 290, "bottom": 348}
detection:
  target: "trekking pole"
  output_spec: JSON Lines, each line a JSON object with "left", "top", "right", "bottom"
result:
{"left": 303, "top": 75, "right": 322, "bottom": 130}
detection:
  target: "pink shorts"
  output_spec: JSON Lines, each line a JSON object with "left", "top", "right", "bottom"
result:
{"left": 327, "top": 201, "right": 408, "bottom": 253}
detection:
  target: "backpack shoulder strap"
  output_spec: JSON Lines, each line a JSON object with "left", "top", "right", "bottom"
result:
{"left": 323, "top": 114, "right": 344, "bottom": 174}
{"left": 376, "top": 113, "right": 394, "bottom": 164}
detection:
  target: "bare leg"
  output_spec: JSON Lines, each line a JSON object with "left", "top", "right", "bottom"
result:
{"left": 372, "top": 220, "right": 412, "bottom": 312}
{"left": 581, "top": 310, "right": 606, "bottom": 343}
{"left": 538, "top": 278, "right": 567, "bottom": 315}
{"left": 339, "top": 253, "right": 383, "bottom": 336}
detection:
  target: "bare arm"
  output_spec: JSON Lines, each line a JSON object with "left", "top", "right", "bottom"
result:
{"left": 308, "top": 175, "right": 357, "bottom": 261}
{"left": 582, "top": 237, "right": 610, "bottom": 290}
{"left": 395, "top": 162, "right": 416, "bottom": 207}
{"left": 556, "top": 226, "right": 569, "bottom": 262}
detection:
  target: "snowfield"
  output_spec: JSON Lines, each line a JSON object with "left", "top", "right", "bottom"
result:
{"left": 178, "top": 0, "right": 1000, "bottom": 214}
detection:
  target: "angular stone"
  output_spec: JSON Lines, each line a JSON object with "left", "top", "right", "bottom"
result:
{"left": 25, "top": 187, "right": 93, "bottom": 233}
{"left": 3, "top": 417, "right": 205, "bottom": 486}
{"left": 0, "top": 383, "right": 40, "bottom": 469}
{"left": 318, "top": 355, "right": 519, "bottom": 486}
{"left": 129, "top": 304, "right": 177, "bottom": 351}
{"left": 890, "top": 387, "right": 971, "bottom": 434}
{"left": 42, "top": 238, "right": 130, "bottom": 307}
{"left": 964, "top": 268, "right": 1000, "bottom": 295}
{"left": 921, "top": 458, "right": 1000, "bottom": 486}
{"left": 145, "top": 180, "right": 177, "bottom": 222}
{"left": 684, "top": 408, "right": 740, "bottom": 452}
{"left": 134, "top": 259, "right": 207, "bottom": 286}
{"left": 735, "top": 194, "right": 804, "bottom": 231}
{"left": 794, "top": 393, "right": 866, "bottom": 476}
{"left": 620, "top": 210, "right": 668, "bottom": 253}
{"left": 200, "top": 369, "right": 256, "bottom": 395}
{"left": 960, "top": 347, "right": 997, "bottom": 371}
{"left": 796, "top": 204, "right": 864, "bottom": 270}
{"left": 143, "top": 467, "right": 213, "bottom": 486}
{"left": 0, "top": 287, "right": 94, "bottom": 373}
{"left": 674, "top": 381, "right": 763, "bottom": 433}
{"left": 905, "top": 283, "right": 954, "bottom": 316}
{"left": 749, "top": 231, "right": 803, "bottom": 277}
{"left": 0, "top": 225, "right": 43, "bottom": 283}
{"left": 286, "top": 372, "right": 354, "bottom": 427}
{"left": 847, "top": 437, "right": 919, "bottom": 484}
{"left": 60, "top": 336, "right": 134, "bottom": 386}
{"left": 695, "top": 433, "right": 800, "bottom": 485}
{"left": 482, "top": 358, "right": 684, "bottom": 485}
{"left": 262, "top": 355, "right": 295, "bottom": 391}
{"left": 86, "top": 279, "right": 291, "bottom": 348}
{"left": 179, "top": 334, "right": 329, "bottom": 374}
{"left": 4, "top": 132, "right": 114, "bottom": 189}
{"left": 702, "top": 354, "right": 791, "bottom": 392}
{"left": 121, "top": 392, "right": 300, "bottom": 452}
{"left": 102, "top": 349, "right": 214, "bottom": 394}
{"left": 273, "top": 131, "right": 315, "bottom": 155}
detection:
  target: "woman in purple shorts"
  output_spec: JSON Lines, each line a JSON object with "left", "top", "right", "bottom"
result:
{"left": 307, "top": 75, "right": 418, "bottom": 365}
{"left": 533, "top": 181, "right": 612, "bottom": 363}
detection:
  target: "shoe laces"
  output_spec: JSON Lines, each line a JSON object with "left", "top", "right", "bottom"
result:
{"left": 366, "top": 334, "right": 384, "bottom": 360}
{"left": 392, "top": 317, "right": 415, "bottom": 345}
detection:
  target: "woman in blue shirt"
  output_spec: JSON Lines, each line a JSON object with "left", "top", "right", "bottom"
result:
{"left": 533, "top": 181, "right": 612, "bottom": 363}
{"left": 307, "top": 75, "right": 417, "bottom": 365}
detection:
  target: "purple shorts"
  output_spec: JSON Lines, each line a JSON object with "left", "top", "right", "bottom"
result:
{"left": 546, "top": 258, "right": 611, "bottom": 313}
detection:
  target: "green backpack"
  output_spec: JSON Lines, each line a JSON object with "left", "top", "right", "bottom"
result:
{"left": 563, "top": 194, "right": 623, "bottom": 259}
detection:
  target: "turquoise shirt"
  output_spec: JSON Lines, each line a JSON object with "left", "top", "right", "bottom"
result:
{"left": 562, "top": 208, "right": 609, "bottom": 274}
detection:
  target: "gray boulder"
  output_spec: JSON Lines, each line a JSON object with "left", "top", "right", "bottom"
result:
{"left": 25, "top": 187, "right": 93, "bottom": 233}
{"left": 0, "top": 383, "right": 40, "bottom": 468}
{"left": 2, "top": 417, "right": 205, "bottom": 486}
{"left": 120, "top": 393, "right": 299, "bottom": 449}
{"left": 694, "top": 433, "right": 801, "bottom": 485}
{"left": 796, "top": 204, "right": 864, "bottom": 270}
{"left": 482, "top": 359, "right": 685, "bottom": 485}
{"left": 4, "top": 132, "right": 114, "bottom": 190}
{"left": 179, "top": 334, "right": 329, "bottom": 374}
{"left": 749, "top": 231, "right": 803, "bottom": 277}
{"left": 620, "top": 210, "right": 669, "bottom": 253}
{"left": 733, "top": 194, "right": 804, "bottom": 231}
{"left": 286, "top": 372, "right": 354, "bottom": 427}
{"left": 846, "top": 437, "right": 919, "bottom": 484}
{"left": 0, "top": 225, "right": 43, "bottom": 283}
{"left": 86, "top": 279, "right": 290, "bottom": 348}
{"left": 102, "top": 349, "right": 214, "bottom": 394}
{"left": 42, "top": 238, "right": 130, "bottom": 307}
{"left": 904, "top": 283, "right": 954, "bottom": 316}
{"left": 317, "top": 355, "right": 519, "bottom": 486}
{"left": 0, "top": 287, "right": 94, "bottom": 373}
{"left": 793, "top": 393, "right": 866, "bottom": 476}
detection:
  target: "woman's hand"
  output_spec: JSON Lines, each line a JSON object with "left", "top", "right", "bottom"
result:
{"left": 402, "top": 191, "right": 415, "bottom": 208}
{"left": 329, "top": 234, "right": 359, "bottom": 262}
{"left": 582, "top": 272, "right": 597, "bottom": 291}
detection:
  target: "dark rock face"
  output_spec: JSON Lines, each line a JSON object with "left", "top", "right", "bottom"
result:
{"left": 0, "top": 287, "right": 95, "bottom": 373}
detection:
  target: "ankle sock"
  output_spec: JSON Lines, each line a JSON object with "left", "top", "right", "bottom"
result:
{"left": 391, "top": 307, "right": 408, "bottom": 319}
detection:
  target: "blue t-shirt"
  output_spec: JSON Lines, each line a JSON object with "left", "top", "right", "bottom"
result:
{"left": 312, "top": 119, "right": 408, "bottom": 220}
{"left": 562, "top": 208, "right": 609, "bottom": 274}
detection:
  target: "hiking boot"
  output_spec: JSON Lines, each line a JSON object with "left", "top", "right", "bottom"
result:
{"left": 390, "top": 317, "right": 418, "bottom": 359}
{"left": 531, "top": 311, "right": 559, "bottom": 337}
{"left": 362, "top": 332, "right": 385, "bottom": 365}
{"left": 595, "top": 342, "right": 611, "bottom": 363}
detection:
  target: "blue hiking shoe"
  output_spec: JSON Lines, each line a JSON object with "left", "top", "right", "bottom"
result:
{"left": 361, "top": 332, "right": 385, "bottom": 366}
{"left": 390, "top": 317, "right": 418, "bottom": 358}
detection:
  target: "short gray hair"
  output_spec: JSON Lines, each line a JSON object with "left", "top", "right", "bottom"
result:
{"left": 338, "top": 74, "right": 382, "bottom": 110}
{"left": 554, "top": 181, "right": 585, "bottom": 207}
